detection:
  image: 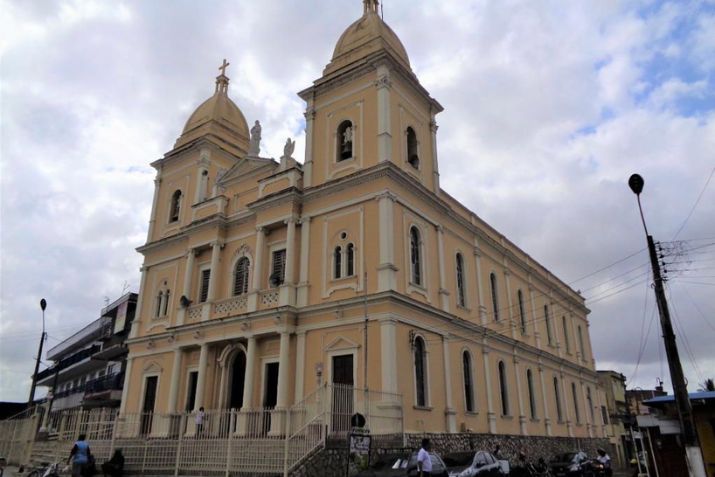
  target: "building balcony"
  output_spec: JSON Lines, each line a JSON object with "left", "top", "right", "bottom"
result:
{"left": 46, "top": 316, "right": 111, "bottom": 360}
{"left": 83, "top": 373, "right": 124, "bottom": 406}
{"left": 37, "top": 344, "right": 102, "bottom": 385}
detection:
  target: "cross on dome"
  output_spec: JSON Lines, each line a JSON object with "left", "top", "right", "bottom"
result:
{"left": 215, "top": 58, "right": 231, "bottom": 94}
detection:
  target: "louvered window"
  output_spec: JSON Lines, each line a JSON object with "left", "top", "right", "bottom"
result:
{"left": 233, "top": 257, "right": 249, "bottom": 296}
{"left": 270, "top": 249, "right": 286, "bottom": 287}
{"left": 199, "top": 269, "right": 211, "bottom": 303}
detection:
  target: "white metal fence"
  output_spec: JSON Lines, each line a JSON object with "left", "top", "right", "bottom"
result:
{"left": 0, "top": 384, "right": 403, "bottom": 476}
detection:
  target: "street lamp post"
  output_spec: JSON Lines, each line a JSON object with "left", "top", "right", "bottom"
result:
{"left": 28, "top": 298, "right": 47, "bottom": 406}
{"left": 628, "top": 174, "right": 706, "bottom": 477}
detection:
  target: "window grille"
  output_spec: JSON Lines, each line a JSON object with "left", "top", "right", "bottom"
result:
{"left": 199, "top": 269, "right": 211, "bottom": 303}
{"left": 490, "top": 273, "right": 499, "bottom": 321}
{"left": 456, "top": 253, "right": 466, "bottom": 307}
{"left": 410, "top": 227, "right": 422, "bottom": 285}
{"left": 414, "top": 337, "right": 427, "bottom": 407}
{"left": 463, "top": 351, "right": 474, "bottom": 412}
{"left": 270, "top": 249, "right": 286, "bottom": 286}
{"left": 233, "top": 257, "right": 250, "bottom": 295}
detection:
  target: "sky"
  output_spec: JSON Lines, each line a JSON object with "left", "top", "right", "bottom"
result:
{"left": 1, "top": 0, "right": 714, "bottom": 403}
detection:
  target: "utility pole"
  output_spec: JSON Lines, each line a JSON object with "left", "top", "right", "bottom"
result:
{"left": 28, "top": 298, "right": 47, "bottom": 405}
{"left": 628, "top": 174, "right": 706, "bottom": 477}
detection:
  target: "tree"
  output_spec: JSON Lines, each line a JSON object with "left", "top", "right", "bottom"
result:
{"left": 698, "top": 378, "right": 714, "bottom": 392}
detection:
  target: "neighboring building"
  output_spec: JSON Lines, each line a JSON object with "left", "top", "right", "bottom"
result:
{"left": 122, "top": 0, "right": 605, "bottom": 447}
{"left": 597, "top": 370, "right": 628, "bottom": 467}
{"left": 627, "top": 387, "right": 666, "bottom": 417}
{"left": 36, "top": 292, "right": 137, "bottom": 411}
{"left": 639, "top": 391, "right": 715, "bottom": 477}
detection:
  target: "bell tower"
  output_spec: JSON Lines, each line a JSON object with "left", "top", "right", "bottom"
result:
{"left": 299, "top": 0, "right": 443, "bottom": 192}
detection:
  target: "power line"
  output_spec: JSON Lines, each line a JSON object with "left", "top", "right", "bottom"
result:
{"left": 672, "top": 165, "right": 715, "bottom": 240}
{"left": 568, "top": 247, "right": 646, "bottom": 284}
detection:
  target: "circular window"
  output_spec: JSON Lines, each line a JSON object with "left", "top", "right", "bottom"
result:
{"left": 340, "top": 232, "right": 348, "bottom": 240}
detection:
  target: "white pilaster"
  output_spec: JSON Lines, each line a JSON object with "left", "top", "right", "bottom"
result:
{"left": 482, "top": 348, "right": 497, "bottom": 434}
{"left": 380, "top": 319, "right": 398, "bottom": 395}
{"left": 168, "top": 349, "right": 183, "bottom": 413}
{"left": 504, "top": 269, "right": 517, "bottom": 339}
{"left": 297, "top": 218, "right": 311, "bottom": 306}
{"left": 430, "top": 117, "right": 440, "bottom": 193}
{"left": 474, "top": 246, "right": 488, "bottom": 325}
{"left": 538, "top": 365, "right": 552, "bottom": 436}
{"left": 206, "top": 242, "right": 222, "bottom": 302}
{"left": 194, "top": 343, "right": 209, "bottom": 411}
{"left": 146, "top": 175, "right": 161, "bottom": 241}
{"left": 375, "top": 65, "right": 392, "bottom": 163}
{"left": 294, "top": 332, "right": 306, "bottom": 402}
{"left": 119, "top": 357, "right": 134, "bottom": 415}
{"left": 513, "top": 355, "right": 527, "bottom": 435}
{"left": 271, "top": 331, "right": 291, "bottom": 435}
{"left": 442, "top": 336, "right": 456, "bottom": 433}
{"left": 303, "top": 104, "right": 315, "bottom": 188}
{"left": 437, "top": 226, "right": 450, "bottom": 312}
{"left": 130, "top": 266, "right": 148, "bottom": 339}
{"left": 377, "top": 192, "right": 397, "bottom": 291}
{"left": 242, "top": 336, "right": 257, "bottom": 410}
{"left": 249, "top": 227, "right": 265, "bottom": 311}
{"left": 561, "top": 372, "right": 573, "bottom": 437}
{"left": 176, "top": 250, "right": 196, "bottom": 326}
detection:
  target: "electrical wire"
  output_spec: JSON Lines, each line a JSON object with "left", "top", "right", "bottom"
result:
{"left": 568, "top": 247, "right": 646, "bottom": 284}
{"left": 672, "top": 165, "right": 715, "bottom": 240}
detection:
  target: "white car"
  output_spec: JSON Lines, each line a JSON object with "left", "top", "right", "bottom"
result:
{"left": 449, "top": 451, "right": 509, "bottom": 477}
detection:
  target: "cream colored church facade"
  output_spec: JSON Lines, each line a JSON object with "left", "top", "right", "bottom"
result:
{"left": 122, "top": 0, "right": 606, "bottom": 442}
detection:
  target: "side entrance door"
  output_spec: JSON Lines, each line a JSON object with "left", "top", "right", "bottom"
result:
{"left": 331, "top": 354, "right": 354, "bottom": 434}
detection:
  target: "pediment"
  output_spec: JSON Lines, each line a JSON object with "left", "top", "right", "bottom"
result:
{"left": 324, "top": 336, "right": 360, "bottom": 352}
{"left": 143, "top": 361, "right": 163, "bottom": 374}
{"left": 218, "top": 156, "right": 277, "bottom": 186}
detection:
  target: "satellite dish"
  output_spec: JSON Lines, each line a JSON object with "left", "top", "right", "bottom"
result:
{"left": 180, "top": 295, "right": 192, "bottom": 308}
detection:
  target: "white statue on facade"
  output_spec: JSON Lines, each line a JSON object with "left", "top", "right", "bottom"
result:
{"left": 249, "top": 120, "right": 262, "bottom": 156}
{"left": 343, "top": 125, "right": 353, "bottom": 145}
{"left": 283, "top": 137, "right": 295, "bottom": 159}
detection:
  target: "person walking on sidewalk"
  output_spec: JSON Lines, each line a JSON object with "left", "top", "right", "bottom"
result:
{"left": 417, "top": 438, "right": 432, "bottom": 477}
{"left": 67, "top": 434, "right": 92, "bottom": 477}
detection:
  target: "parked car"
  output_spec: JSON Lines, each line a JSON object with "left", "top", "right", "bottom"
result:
{"left": 548, "top": 451, "right": 591, "bottom": 477}
{"left": 404, "top": 452, "right": 449, "bottom": 477}
{"left": 449, "top": 450, "right": 507, "bottom": 477}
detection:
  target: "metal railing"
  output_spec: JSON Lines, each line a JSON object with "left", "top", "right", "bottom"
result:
{"left": 1, "top": 384, "right": 403, "bottom": 475}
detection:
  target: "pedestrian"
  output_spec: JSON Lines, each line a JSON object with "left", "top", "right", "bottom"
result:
{"left": 596, "top": 448, "right": 612, "bottom": 477}
{"left": 67, "top": 433, "right": 92, "bottom": 477}
{"left": 493, "top": 444, "right": 501, "bottom": 458}
{"left": 195, "top": 407, "right": 205, "bottom": 436}
{"left": 416, "top": 438, "right": 432, "bottom": 477}
{"left": 101, "top": 449, "right": 124, "bottom": 477}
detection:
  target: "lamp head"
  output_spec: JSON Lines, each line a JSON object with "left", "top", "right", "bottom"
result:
{"left": 628, "top": 174, "right": 644, "bottom": 195}
{"left": 40, "top": 298, "right": 47, "bottom": 311}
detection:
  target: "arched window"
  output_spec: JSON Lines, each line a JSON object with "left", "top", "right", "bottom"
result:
{"left": 562, "top": 316, "right": 571, "bottom": 353}
{"left": 498, "top": 360, "right": 509, "bottom": 416}
{"left": 337, "top": 120, "right": 353, "bottom": 161}
{"left": 233, "top": 257, "right": 250, "bottom": 296}
{"left": 527, "top": 369, "right": 537, "bottom": 419}
{"left": 572, "top": 382, "right": 581, "bottom": 423}
{"left": 544, "top": 305, "right": 553, "bottom": 345}
{"left": 170, "top": 190, "right": 182, "bottom": 222}
{"left": 155, "top": 291, "right": 163, "bottom": 318}
{"left": 490, "top": 273, "right": 499, "bottom": 321}
{"left": 463, "top": 351, "right": 474, "bottom": 412}
{"left": 456, "top": 253, "right": 466, "bottom": 307}
{"left": 518, "top": 290, "right": 527, "bottom": 334}
{"left": 410, "top": 227, "right": 422, "bottom": 286}
{"left": 334, "top": 246, "right": 342, "bottom": 279}
{"left": 346, "top": 243, "right": 355, "bottom": 276}
{"left": 406, "top": 127, "right": 419, "bottom": 169}
{"left": 586, "top": 386, "right": 594, "bottom": 423}
{"left": 414, "top": 336, "right": 427, "bottom": 407}
{"left": 554, "top": 376, "right": 563, "bottom": 422}
{"left": 162, "top": 290, "right": 170, "bottom": 316}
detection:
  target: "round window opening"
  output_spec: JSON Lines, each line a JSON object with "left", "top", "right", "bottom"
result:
{"left": 340, "top": 232, "right": 348, "bottom": 240}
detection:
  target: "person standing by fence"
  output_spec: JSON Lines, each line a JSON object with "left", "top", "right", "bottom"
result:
{"left": 195, "top": 407, "right": 205, "bottom": 437}
{"left": 67, "top": 434, "right": 92, "bottom": 477}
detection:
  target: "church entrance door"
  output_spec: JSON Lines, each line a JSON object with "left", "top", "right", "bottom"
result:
{"left": 331, "top": 354, "right": 354, "bottom": 434}
{"left": 229, "top": 351, "right": 246, "bottom": 410}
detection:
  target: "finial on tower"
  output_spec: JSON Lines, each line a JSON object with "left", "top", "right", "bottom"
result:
{"left": 215, "top": 58, "right": 231, "bottom": 94}
{"left": 363, "top": 0, "right": 379, "bottom": 14}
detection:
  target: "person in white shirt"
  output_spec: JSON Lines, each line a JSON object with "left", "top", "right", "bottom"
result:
{"left": 596, "top": 448, "right": 612, "bottom": 477}
{"left": 195, "top": 407, "right": 205, "bottom": 436}
{"left": 417, "top": 438, "right": 433, "bottom": 477}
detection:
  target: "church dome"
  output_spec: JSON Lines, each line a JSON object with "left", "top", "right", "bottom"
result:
{"left": 174, "top": 66, "right": 250, "bottom": 155}
{"left": 325, "top": 1, "right": 411, "bottom": 75}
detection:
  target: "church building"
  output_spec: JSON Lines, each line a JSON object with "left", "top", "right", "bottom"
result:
{"left": 121, "top": 0, "right": 606, "bottom": 446}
